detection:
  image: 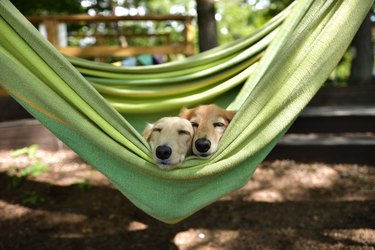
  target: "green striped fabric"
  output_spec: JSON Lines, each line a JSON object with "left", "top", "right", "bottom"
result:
{"left": 0, "top": 0, "right": 371, "bottom": 223}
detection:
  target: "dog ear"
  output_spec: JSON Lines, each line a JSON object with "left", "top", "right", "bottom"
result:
{"left": 143, "top": 123, "right": 154, "bottom": 141}
{"left": 179, "top": 107, "right": 193, "bottom": 119}
{"left": 224, "top": 110, "right": 236, "bottom": 122}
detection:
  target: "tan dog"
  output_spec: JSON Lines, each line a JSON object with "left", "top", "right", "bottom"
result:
{"left": 179, "top": 104, "right": 236, "bottom": 158}
{"left": 143, "top": 117, "right": 194, "bottom": 169}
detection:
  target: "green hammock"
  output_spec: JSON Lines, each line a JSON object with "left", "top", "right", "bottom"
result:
{"left": 0, "top": 0, "right": 371, "bottom": 223}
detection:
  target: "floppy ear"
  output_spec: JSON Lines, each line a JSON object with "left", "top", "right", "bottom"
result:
{"left": 179, "top": 107, "right": 193, "bottom": 119}
{"left": 224, "top": 110, "right": 236, "bottom": 122}
{"left": 143, "top": 123, "right": 154, "bottom": 141}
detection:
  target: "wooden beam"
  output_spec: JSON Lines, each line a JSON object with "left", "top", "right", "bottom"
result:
{"left": 69, "top": 33, "right": 170, "bottom": 39}
{"left": 27, "top": 15, "right": 192, "bottom": 24}
{"left": 59, "top": 44, "right": 188, "bottom": 57}
{"left": 27, "top": 14, "right": 195, "bottom": 57}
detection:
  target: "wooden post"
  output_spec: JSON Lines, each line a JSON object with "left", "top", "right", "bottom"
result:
{"left": 165, "top": 33, "right": 171, "bottom": 61}
{"left": 44, "top": 17, "right": 59, "bottom": 47}
{"left": 184, "top": 16, "right": 195, "bottom": 56}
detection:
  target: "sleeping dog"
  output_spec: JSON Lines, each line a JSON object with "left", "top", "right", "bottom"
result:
{"left": 179, "top": 104, "right": 235, "bottom": 158}
{"left": 143, "top": 117, "right": 193, "bottom": 169}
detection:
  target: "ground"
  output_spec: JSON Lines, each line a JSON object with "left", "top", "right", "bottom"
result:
{"left": 0, "top": 147, "right": 374, "bottom": 250}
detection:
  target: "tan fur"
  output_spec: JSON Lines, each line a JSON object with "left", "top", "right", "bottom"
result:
{"left": 179, "top": 104, "right": 235, "bottom": 158}
{"left": 143, "top": 117, "right": 193, "bottom": 170}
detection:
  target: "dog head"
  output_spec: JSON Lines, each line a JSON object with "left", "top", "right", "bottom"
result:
{"left": 179, "top": 104, "right": 235, "bottom": 158}
{"left": 143, "top": 117, "right": 194, "bottom": 169}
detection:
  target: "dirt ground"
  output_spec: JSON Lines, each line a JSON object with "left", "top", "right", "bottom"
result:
{"left": 0, "top": 147, "right": 374, "bottom": 250}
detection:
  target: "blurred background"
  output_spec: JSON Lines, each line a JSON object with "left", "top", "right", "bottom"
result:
{"left": 7, "top": 0, "right": 375, "bottom": 86}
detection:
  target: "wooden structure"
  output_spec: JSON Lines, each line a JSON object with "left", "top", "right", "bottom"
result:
{"left": 27, "top": 14, "right": 195, "bottom": 59}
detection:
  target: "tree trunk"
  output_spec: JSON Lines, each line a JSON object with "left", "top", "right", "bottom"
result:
{"left": 348, "top": 12, "right": 374, "bottom": 85}
{"left": 196, "top": 0, "right": 218, "bottom": 52}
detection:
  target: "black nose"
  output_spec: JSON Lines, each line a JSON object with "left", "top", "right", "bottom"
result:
{"left": 156, "top": 145, "right": 172, "bottom": 160}
{"left": 195, "top": 138, "right": 211, "bottom": 153}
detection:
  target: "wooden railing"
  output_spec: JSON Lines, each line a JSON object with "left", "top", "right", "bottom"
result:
{"left": 27, "top": 14, "right": 195, "bottom": 59}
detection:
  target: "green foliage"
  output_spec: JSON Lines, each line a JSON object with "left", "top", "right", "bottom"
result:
{"left": 326, "top": 51, "right": 353, "bottom": 87}
{"left": 22, "top": 191, "right": 45, "bottom": 206}
{"left": 8, "top": 145, "right": 49, "bottom": 189}
{"left": 11, "top": 144, "right": 39, "bottom": 159}
{"left": 10, "top": 0, "right": 292, "bottom": 48}
{"left": 216, "top": 0, "right": 294, "bottom": 45}
{"left": 10, "top": 0, "right": 367, "bottom": 83}
{"left": 10, "top": 0, "right": 84, "bottom": 15}
{"left": 74, "top": 180, "right": 93, "bottom": 191}
{"left": 8, "top": 168, "right": 25, "bottom": 189}
{"left": 20, "top": 162, "right": 49, "bottom": 177}
{"left": 216, "top": 1, "right": 256, "bottom": 44}
{"left": 357, "top": 174, "right": 368, "bottom": 184}
{"left": 73, "top": 171, "right": 94, "bottom": 191}
{"left": 7, "top": 145, "right": 49, "bottom": 206}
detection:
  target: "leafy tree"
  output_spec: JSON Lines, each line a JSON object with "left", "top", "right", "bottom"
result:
{"left": 10, "top": 0, "right": 84, "bottom": 15}
{"left": 215, "top": 0, "right": 293, "bottom": 44}
{"left": 10, "top": 0, "right": 293, "bottom": 47}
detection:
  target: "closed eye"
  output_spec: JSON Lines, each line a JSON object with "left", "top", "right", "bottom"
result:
{"left": 178, "top": 130, "right": 191, "bottom": 136}
{"left": 213, "top": 122, "right": 225, "bottom": 128}
{"left": 152, "top": 128, "right": 162, "bottom": 132}
{"left": 191, "top": 122, "right": 199, "bottom": 128}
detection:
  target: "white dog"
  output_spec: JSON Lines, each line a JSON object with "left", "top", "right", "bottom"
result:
{"left": 143, "top": 117, "right": 194, "bottom": 169}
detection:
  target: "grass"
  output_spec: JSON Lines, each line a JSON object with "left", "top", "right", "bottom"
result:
{"left": 7, "top": 144, "right": 48, "bottom": 205}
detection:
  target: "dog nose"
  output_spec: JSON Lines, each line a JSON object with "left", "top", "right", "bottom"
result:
{"left": 156, "top": 145, "right": 172, "bottom": 160}
{"left": 195, "top": 138, "right": 211, "bottom": 153}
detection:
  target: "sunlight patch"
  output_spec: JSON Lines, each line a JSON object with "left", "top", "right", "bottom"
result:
{"left": 127, "top": 221, "right": 148, "bottom": 231}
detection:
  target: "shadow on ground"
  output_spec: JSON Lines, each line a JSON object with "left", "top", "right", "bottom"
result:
{"left": 0, "top": 165, "right": 374, "bottom": 250}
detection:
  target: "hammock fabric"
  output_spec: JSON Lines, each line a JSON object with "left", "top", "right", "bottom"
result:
{"left": 0, "top": 0, "right": 372, "bottom": 223}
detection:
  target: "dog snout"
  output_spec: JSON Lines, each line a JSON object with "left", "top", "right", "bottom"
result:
{"left": 195, "top": 138, "right": 211, "bottom": 153}
{"left": 156, "top": 145, "right": 172, "bottom": 160}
